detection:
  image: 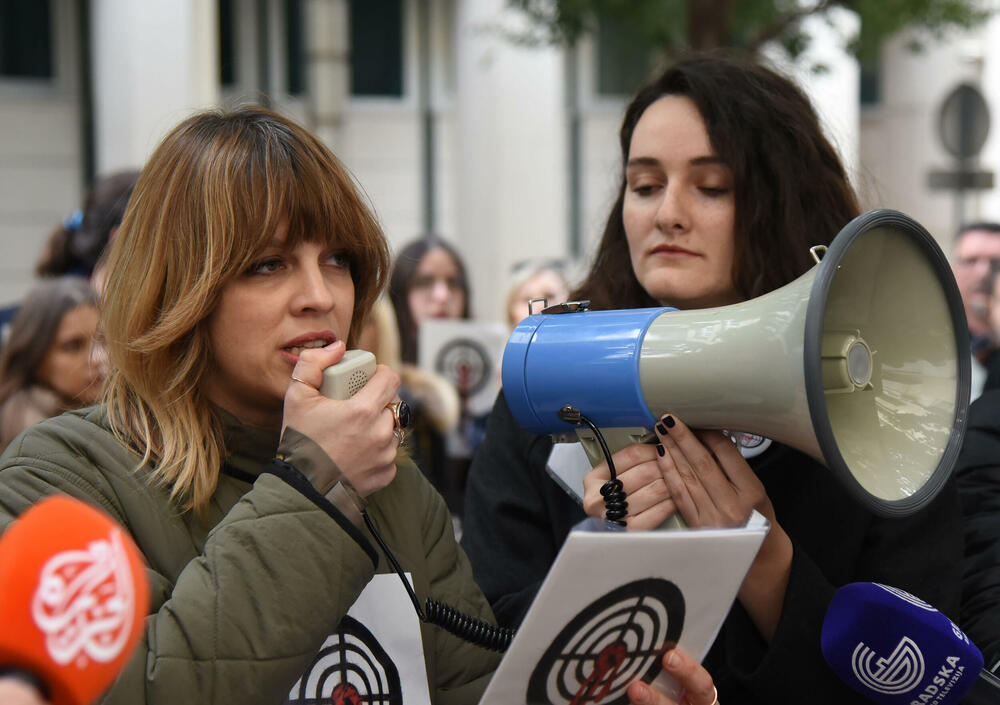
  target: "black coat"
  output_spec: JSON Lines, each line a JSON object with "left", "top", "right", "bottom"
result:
{"left": 461, "top": 391, "right": 964, "bottom": 705}
{"left": 956, "top": 388, "right": 1000, "bottom": 671}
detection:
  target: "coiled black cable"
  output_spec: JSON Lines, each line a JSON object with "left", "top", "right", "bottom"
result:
{"left": 358, "top": 403, "right": 625, "bottom": 651}
{"left": 600, "top": 479, "right": 628, "bottom": 526}
{"left": 362, "top": 511, "right": 515, "bottom": 652}
{"left": 558, "top": 405, "right": 628, "bottom": 527}
{"left": 424, "top": 598, "right": 513, "bottom": 652}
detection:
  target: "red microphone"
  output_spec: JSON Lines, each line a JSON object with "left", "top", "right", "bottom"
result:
{"left": 0, "top": 496, "right": 150, "bottom": 705}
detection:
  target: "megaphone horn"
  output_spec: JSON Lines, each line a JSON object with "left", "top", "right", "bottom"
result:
{"left": 502, "top": 209, "right": 970, "bottom": 518}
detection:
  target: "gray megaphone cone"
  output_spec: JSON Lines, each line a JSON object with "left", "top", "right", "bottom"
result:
{"left": 503, "top": 209, "right": 970, "bottom": 518}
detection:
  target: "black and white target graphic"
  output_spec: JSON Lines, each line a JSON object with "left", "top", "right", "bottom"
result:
{"left": 527, "top": 578, "right": 685, "bottom": 705}
{"left": 434, "top": 338, "right": 492, "bottom": 397}
{"left": 287, "top": 616, "right": 402, "bottom": 705}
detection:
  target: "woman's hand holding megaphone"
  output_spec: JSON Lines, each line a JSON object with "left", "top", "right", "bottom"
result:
{"left": 582, "top": 441, "right": 677, "bottom": 530}
{"left": 582, "top": 412, "right": 794, "bottom": 643}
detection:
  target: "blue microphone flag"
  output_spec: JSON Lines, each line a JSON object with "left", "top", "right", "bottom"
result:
{"left": 821, "top": 582, "right": 982, "bottom": 705}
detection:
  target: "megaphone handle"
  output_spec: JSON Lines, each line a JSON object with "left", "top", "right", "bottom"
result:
{"left": 658, "top": 514, "right": 688, "bottom": 530}
{"left": 574, "top": 423, "right": 689, "bottom": 530}
{"left": 559, "top": 406, "right": 628, "bottom": 526}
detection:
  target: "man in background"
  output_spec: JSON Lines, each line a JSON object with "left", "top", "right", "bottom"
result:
{"left": 952, "top": 222, "right": 1000, "bottom": 399}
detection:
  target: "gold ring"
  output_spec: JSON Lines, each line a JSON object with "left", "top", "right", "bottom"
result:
{"left": 709, "top": 685, "right": 719, "bottom": 705}
{"left": 290, "top": 374, "right": 311, "bottom": 387}
{"left": 387, "top": 400, "right": 411, "bottom": 444}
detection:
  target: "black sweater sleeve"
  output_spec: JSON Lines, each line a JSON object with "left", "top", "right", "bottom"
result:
{"left": 957, "top": 389, "right": 1000, "bottom": 670}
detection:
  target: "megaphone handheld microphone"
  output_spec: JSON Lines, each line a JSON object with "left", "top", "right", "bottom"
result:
{"left": 0, "top": 496, "right": 150, "bottom": 705}
{"left": 503, "top": 209, "right": 970, "bottom": 519}
{"left": 821, "top": 582, "right": 1000, "bottom": 705}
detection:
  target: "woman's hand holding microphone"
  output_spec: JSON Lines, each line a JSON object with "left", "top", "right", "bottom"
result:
{"left": 280, "top": 341, "right": 403, "bottom": 499}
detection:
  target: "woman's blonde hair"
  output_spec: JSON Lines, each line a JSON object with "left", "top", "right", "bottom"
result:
{"left": 100, "top": 105, "right": 390, "bottom": 513}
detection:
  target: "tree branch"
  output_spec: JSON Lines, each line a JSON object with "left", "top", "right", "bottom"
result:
{"left": 746, "top": 0, "right": 843, "bottom": 51}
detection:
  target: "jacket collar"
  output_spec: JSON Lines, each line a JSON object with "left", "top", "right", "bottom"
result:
{"left": 218, "top": 407, "right": 281, "bottom": 480}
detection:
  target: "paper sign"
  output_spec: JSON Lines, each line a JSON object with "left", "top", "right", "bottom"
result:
{"left": 479, "top": 517, "right": 769, "bottom": 705}
{"left": 418, "top": 318, "right": 506, "bottom": 417}
{"left": 287, "top": 573, "right": 431, "bottom": 705}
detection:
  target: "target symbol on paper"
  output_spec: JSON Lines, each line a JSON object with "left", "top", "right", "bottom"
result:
{"left": 434, "top": 338, "right": 492, "bottom": 397}
{"left": 527, "top": 578, "right": 685, "bottom": 705}
{"left": 287, "top": 616, "right": 402, "bottom": 705}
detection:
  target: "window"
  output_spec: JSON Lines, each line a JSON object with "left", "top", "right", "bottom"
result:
{"left": 859, "top": 57, "right": 880, "bottom": 106}
{"left": 350, "top": 0, "right": 403, "bottom": 97}
{"left": 219, "top": 0, "right": 236, "bottom": 87}
{"left": 285, "top": 0, "right": 305, "bottom": 95}
{"left": 0, "top": 0, "right": 53, "bottom": 79}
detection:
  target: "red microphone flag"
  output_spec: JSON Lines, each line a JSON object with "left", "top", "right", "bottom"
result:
{"left": 0, "top": 495, "right": 150, "bottom": 705}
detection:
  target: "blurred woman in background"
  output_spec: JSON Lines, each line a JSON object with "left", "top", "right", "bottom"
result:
{"left": 389, "top": 237, "right": 474, "bottom": 516}
{"left": 389, "top": 237, "right": 470, "bottom": 365}
{"left": 35, "top": 170, "right": 140, "bottom": 280}
{"left": 0, "top": 277, "right": 102, "bottom": 450}
{"left": 504, "top": 258, "right": 572, "bottom": 329}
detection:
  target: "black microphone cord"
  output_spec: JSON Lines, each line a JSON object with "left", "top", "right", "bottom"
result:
{"left": 360, "top": 404, "right": 627, "bottom": 652}
{"left": 557, "top": 405, "right": 628, "bottom": 526}
{"left": 362, "top": 510, "right": 515, "bottom": 652}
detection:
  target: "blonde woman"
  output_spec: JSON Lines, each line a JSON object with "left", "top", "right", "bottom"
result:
{"left": 0, "top": 107, "right": 500, "bottom": 704}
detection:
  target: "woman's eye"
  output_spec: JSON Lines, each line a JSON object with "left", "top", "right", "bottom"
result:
{"left": 699, "top": 186, "right": 729, "bottom": 197}
{"left": 249, "top": 258, "right": 282, "bottom": 274}
{"left": 325, "top": 251, "right": 351, "bottom": 269}
{"left": 631, "top": 184, "right": 659, "bottom": 196}
{"left": 60, "top": 338, "right": 86, "bottom": 354}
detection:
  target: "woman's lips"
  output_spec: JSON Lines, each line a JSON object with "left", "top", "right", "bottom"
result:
{"left": 280, "top": 333, "right": 337, "bottom": 364}
{"left": 651, "top": 245, "right": 699, "bottom": 257}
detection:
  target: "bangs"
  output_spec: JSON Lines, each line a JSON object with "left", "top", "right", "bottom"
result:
{"left": 199, "top": 109, "right": 387, "bottom": 345}
{"left": 220, "top": 125, "right": 378, "bottom": 278}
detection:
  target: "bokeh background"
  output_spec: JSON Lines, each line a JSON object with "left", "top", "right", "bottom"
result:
{"left": 2, "top": 0, "right": 999, "bottom": 321}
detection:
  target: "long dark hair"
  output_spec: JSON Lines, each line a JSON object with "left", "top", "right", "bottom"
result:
{"left": 388, "top": 237, "right": 470, "bottom": 364}
{"left": 0, "top": 277, "right": 97, "bottom": 406}
{"left": 574, "top": 51, "right": 860, "bottom": 310}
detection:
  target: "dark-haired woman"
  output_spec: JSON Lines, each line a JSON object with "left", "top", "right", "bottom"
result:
{"left": 389, "top": 237, "right": 470, "bottom": 367}
{"left": 388, "top": 237, "right": 475, "bottom": 516}
{"left": 461, "top": 52, "right": 962, "bottom": 705}
{"left": 0, "top": 277, "right": 102, "bottom": 450}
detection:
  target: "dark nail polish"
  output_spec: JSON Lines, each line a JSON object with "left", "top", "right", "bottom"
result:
{"left": 656, "top": 444, "right": 665, "bottom": 457}
{"left": 656, "top": 423, "right": 668, "bottom": 435}
{"left": 664, "top": 415, "right": 676, "bottom": 428}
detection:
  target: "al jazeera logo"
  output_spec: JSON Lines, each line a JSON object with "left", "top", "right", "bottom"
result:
{"left": 852, "top": 636, "right": 967, "bottom": 705}
{"left": 31, "top": 529, "right": 137, "bottom": 666}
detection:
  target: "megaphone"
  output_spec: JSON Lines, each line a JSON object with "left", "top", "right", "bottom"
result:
{"left": 502, "top": 209, "right": 970, "bottom": 518}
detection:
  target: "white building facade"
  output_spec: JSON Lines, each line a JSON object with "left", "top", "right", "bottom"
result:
{"left": 2, "top": 0, "right": 998, "bottom": 319}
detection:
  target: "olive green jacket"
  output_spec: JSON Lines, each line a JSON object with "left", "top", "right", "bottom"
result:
{"left": 0, "top": 406, "right": 499, "bottom": 704}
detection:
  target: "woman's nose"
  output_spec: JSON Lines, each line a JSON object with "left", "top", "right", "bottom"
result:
{"left": 654, "top": 184, "right": 688, "bottom": 232}
{"left": 295, "top": 263, "right": 336, "bottom": 312}
{"left": 430, "top": 279, "right": 452, "bottom": 302}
